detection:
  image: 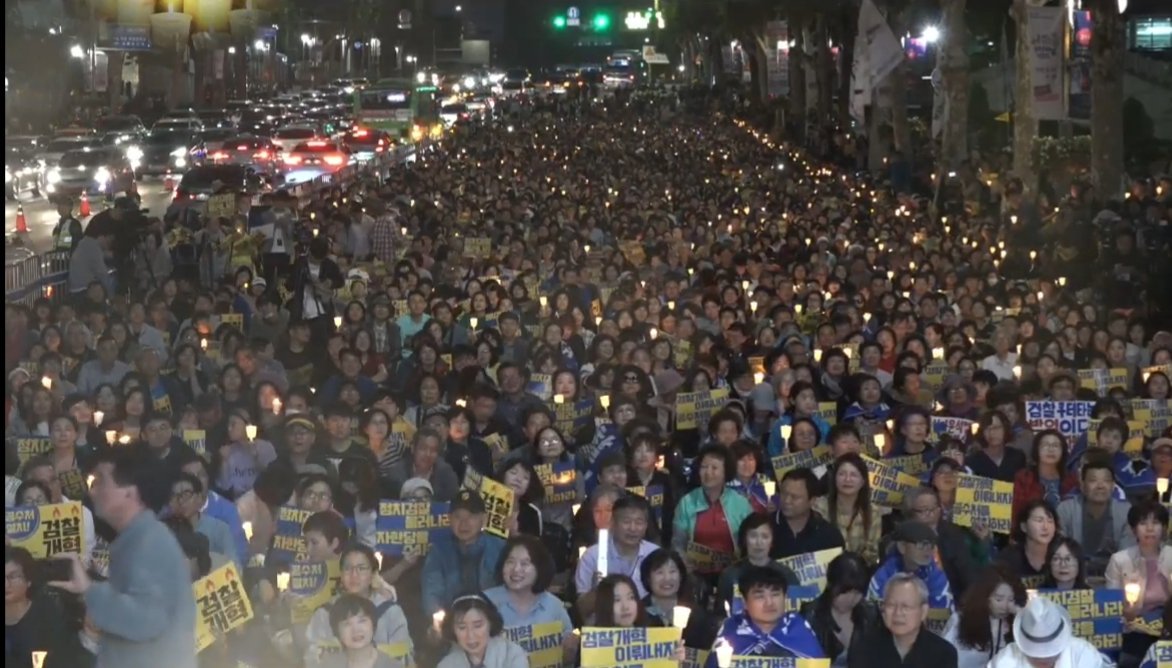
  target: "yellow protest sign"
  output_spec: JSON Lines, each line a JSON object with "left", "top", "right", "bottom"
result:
{"left": 883, "top": 454, "right": 931, "bottom": 477}
{"left": 183, "top": 429, "right": 208, "bottom": 458}
{"left": 504, "top": 622, "right": 564, "bottom": 668}
{"left": 581, "top": 627, "right": 682, "bottom": 668}
{"left": 463, "top": 236, "right": 492, "bottom": 258}
{"left": 684, "top": 541, "right": 735, "bottom": 573}
{"left": 219, "top": 313, "right": 244, "bottom": 332}
{"left": 535, "top": 461, "right": 578, "bottom": 505}
{"left": 777, "top": 547, "right": 843, "bottom": 591}
{"left": 1151, "top": 640, "right": 1171, "bottom": 666}
{"left": 617, "top": 240, "right": 646, "bottom": 265}
{"left": 922, "top": 361, "right": 950, "bottom": 392}
{"left": 673, "top": 339, "right": 693, "bottom": 369}
{"left": 682, "top": 648, "right": 710, "bottom": 668}
{"left": 207, "top": 193, "right": 235, "bottom": 219}
{"left": 676, "top": 388, "right": 730, "bottom": 429}
{"left": 952, "top": 474, "right": 1013, "bottom": 534}
{"left": 289, "top": 559, "right": 340, "bottom": 624}
{"left": 925, "top": 608, "right": 953, "bottom": 636}
{"left": 463, "top": 471, "right": 514, "bottom": 539}
{"left": 5, "top": 501, "right": 84, "bottom": 558}
{"left": 317, "top": 642, "right": 411, "bottom": 664}
{"left": 770, "top": 445, "right": 834, "bottom": 481}
{"left": 815, "top": 402, "right": 838, "bottom": 426}
{"left": 1077, "top": 367, "right": 1130, "bottom": 397}
{"left": 56, "top": 468, "right": 87, "bottom": 501}
{"left": 1128, "top": 399, "right": 1171, "bottom": 438}
{"left": 16, "top": 437, "right": 51, "bottom": 464}
{"left": 863, "top": 457, "right": 922, "bottom": 507}
{"left": 194, "top": 563, "right": 254, "bottom": 652}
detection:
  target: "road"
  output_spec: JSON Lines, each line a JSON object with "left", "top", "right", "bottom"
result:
{"left": 5, "top": 181, "right": 175, "bottom": 254}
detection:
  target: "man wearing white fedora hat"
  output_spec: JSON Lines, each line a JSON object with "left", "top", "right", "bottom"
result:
{"left": 988, "top": 596, "right": 1113, "bottom": 668}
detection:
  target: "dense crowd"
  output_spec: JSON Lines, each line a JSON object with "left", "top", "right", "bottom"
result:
{"left": 5, "top": 88, "right": 1172, "bottom": 668}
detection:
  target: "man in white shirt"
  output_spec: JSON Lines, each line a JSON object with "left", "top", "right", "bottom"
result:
{"left": 981, "top": 329, "right": 1019, "bottom": 382}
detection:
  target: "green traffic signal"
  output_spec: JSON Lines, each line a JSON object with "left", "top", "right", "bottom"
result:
{"left": 592, "top": 13, "right": 610, "bottom": 30}
{"left": 553, "top": 15, "right": 566, "bottom": 29}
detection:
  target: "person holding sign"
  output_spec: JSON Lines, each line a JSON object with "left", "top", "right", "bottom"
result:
{"left": 671, "top": 445, "right": 751, "bottom": 575}
{"left": 868, "top": 522, "right": 955, "bottom": 611}
{"left": 855, "top": 573, "right": 958, "bottom": 668}
{"left": 706, "top": 565, "right": 826, "bottom": 667}
{"left": 421, "top": 490, "right": 505, "bottom": 617}
{"left": 987, "top": 596, "right": 1109, "bottom": 668}
{"left": 436, "top": 595, "right": 529, "bottom": 668}
{"left": 639, "top": 548, "right": 715, "bottom": 649}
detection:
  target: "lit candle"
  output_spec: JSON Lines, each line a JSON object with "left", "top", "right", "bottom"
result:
{"left": 667, "top": 300, "right": 676, "bottom": 311}
{"left": 469, "top": 317, "right": 479, "bottom": 330}
{"left": 245, "top": 424, "right": 258, "bottom": 441}
{"left": 41, "top": 376, "right": 52, "bottom": 390}
{"left": 272, "top": 397, "right": 282, "bottom": 415}
{"left": 874, "top": 434, "right": 886, "bottom": 451}
{"left": 242, "top": 522, "right": 253, "bottom": 541}
{"left": 672, "top": 605, "right": 692, "bottom": 629}
{"left": 794, "top": 304, "right": 803, "bottom": 315}
{"left": 1158, "top": 478, "right": 1169, "bottom": 495}
{"left": 1125, "top": 582, "right": 1141, "bottom": 605}
{"left": 277, "top": 573, "right": 290, "bottom": 591}
{"left": 715, "top": 639, "right": 734, "bottom": 668}
{"left": 333, "top": 316, "right": 343, "bottom": 329}
{"left": 578, "top": 546, "right": 587, "bottom": 559}
{"left": 597, "top": 529, "right": 609, "bottom": 575}
{"left": 201, "top": 338, "right": 208, "bottom": 351}
{"left": 750, "top": 300, "right": 758, "bottom": 314}
{"left": 553, "top": 394, "right": 565, "bottom": 405}
{"left": 572, "top": 503, "right": 581, "bottom": 516}
{"left": 813, "top": 349, "right": 823, "bottom": 363}
{"left": 753, "top": 372, "right": 764, "bottom": 385}
{"left": 455, "top": 398, "right": 467, "bottom": 407}
{"left": 932, "top": 348, "right": 944, "bottom": 360}
{"left": 599, "top": 395, "right": 611, "bottom": 409}
{"left": 401, "top": 226, "right": 407, "bottom": 236}
{"left": 93, "top": 410, "right": 105, "bottom": 427}
{"left": 763, "top": 480, "right": 776, "bottom": 499}
{"left": 539, "top": 296, "right": 548, "bottom": 308}
{"left": 780, "top": 425, "right": 792, "bottom": 442}
{"left": 86, "top": 475, "right": 95, "bottom": 490}
{"left": 584, "top": 244, "right": 591, "bottom": 254}
{"left": 433, "top": 610, "right": 446, "bottom": 630}
{"left": 649, "top": 327, "right": 658, "bottom": 340}
{"left": 886, "top": 419, "right": 895, "bottom": 432}
{"left": 375, "top": 552, "right": 384, "bottom": 570}
{"left": 970, "top": 422, "right": 981, "bottom": 436}
{"left": 843, "top": 348, "right": 852, "bottom": 360}
{"left": 1012, "top": 365, "right": 1022, "bottom": 379}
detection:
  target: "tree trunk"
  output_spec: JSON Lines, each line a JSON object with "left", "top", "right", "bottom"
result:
{"left": 815, "top": 15, "right": 833, "bottom": 123}
{"left": 836, "top": 3, "right": 857, "bottom": 130}
{"left": 1012, "top": 0, "right": 1038, "bottom": 193}
{"left": 940, "top": 0, "right": 970, "bottom": 169}
{"left": 888, "top": 8, "right": 910, "bottom": 153}
{"left": 1090, "top": 0, "right": 1125, "bottom": 198}
{"left": 790, "top": 20, "right": 807, "bottom": 141}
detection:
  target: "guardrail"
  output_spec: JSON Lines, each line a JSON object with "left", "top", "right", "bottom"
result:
{"left": 5, "top": 144, "right": 413, "bottom": 305}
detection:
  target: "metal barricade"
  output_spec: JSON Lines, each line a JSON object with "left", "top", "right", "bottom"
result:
{"left": 5, "top": 246, "right": 41, "bottom": 305}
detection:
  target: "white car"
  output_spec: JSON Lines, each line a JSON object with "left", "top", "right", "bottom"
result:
{"left": 282, "top": 140, "right": 350, "bottom": 172}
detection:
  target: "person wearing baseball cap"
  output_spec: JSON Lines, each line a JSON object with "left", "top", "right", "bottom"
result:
{"left": 867, "top": 521, "right": 955, "bottom": 611}
{"left": 420, "top": 489, "right": 505, "bottom": 616}
{"left": 989, "top": 596, "right": 1108, "bottom": 668}
{"left": 1151, "top": 437, "right": 1172, "bottom": 502}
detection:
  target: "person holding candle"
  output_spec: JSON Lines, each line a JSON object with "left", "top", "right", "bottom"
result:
{"left": 764, "top": 381, "right": 832, "bottom": 458}
{"left": 639, "top": 548, "right": 714, "bottom": 648}
{"left": 213, "top": 408, "right": 277, "bottom": 498}
{"left": 1107, "top": 499, "right": 1172, "bottom": 664}
{"left": 575, "top": 494, "right": 660, "bottom": 618}
{"left": 706, "top": 566, "right": 826, "bottom": 667}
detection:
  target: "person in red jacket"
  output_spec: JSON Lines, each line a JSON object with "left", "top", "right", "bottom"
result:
{"left": 1012, "top": 429, "right": 1079, "bottom": 523}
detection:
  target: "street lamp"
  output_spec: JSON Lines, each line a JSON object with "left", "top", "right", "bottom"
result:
{"left": 301, "top": 33, "right": 314, "bottom": 46}
{"left": 921, "top": 25, "right": 941, "bottom": 43}
{"left": 455, "top": 4, "right": 462, "bottom": 11}
{"left": 69, "top": 44, "right": 85, "bottom": 59}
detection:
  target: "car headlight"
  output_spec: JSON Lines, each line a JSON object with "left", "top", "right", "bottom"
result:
{"left": 175, "top": 157, "right": 187, "bottom": 168}
{"left": 170, "top": 147, "right": 187, "bottom": 158}
{"left": 126, "top": 145, "right": 143, "bottom": 161}
{"left": 47, "top": 169, "right": 61, "bottom": 184}
{"left": 95, "top": 167, "right": 111, "bottom": 184}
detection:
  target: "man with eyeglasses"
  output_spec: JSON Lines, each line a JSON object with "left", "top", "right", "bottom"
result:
{"left": 902, "top": 486, "right": 977, "bottom": 599}
{"left": 855, "top": 573, "right": 958, "bottom": 667}
{"left": 867, "top": 521, "right": 954, "bottom": 611}
{"left": 167, "top": 472, "right": 239, "bottom": 570}
{"left": 138, "top": 413, "right": 198, "bottom": 476}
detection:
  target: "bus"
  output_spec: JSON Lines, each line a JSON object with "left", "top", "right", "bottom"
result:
{"left": 353, "top": 79, "right": 441, "bottom": 141}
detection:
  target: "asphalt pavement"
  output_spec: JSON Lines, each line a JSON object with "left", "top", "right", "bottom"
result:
{"left": 5, "top": 181, "right": 175, "bottom": 254}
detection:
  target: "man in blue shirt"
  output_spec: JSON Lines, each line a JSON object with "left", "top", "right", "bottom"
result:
{"left": 868, "top": 522, "right": 954, "bottom": 611}
{"left": 707, "top": 565, "right": 826, "bottom": 666}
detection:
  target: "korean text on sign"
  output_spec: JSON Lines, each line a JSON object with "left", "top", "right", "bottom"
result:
{"left": 581, "top": 626, "right": 682, "bottom": 668}
{"left": 375, "top": 501, "right": 450, "bottom": 556}
{"left": 5, "top": 501, "right": 84, "bottom": 558}
{"left": 503, "top": 622, "right": 565, "bottom": 668}
{"left": 1025, "top": 400, "right": 1094, "bottom": 438}
{"left": 676, "top": 389, "right": 730, "bottom": 429}
{"left": 194, "top": 563, "right": 254, "bottom": 652}
{"left": 951, "top": 474, "right": 1014, "bottom": 534}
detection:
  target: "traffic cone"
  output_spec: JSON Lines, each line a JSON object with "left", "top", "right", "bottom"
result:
{"left": 164, "top": 171, "right": 175, "bottom": 191}
{"left": 79, "top": 193, "right": 91, "bottom": 217}
{"left": 15, "top": 204, "right": 28, "bottom": 233}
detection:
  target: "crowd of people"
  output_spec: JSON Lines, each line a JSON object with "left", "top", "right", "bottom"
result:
{"left": 5, "top": 87, "right": 1172, "bottom": 668}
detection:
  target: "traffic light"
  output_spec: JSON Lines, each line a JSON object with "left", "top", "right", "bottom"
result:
{"left": 592, "top": 12, "right": 610, "bottom": 30}
{"left": 552, "top": 15, "right": 567, "bottom": 29}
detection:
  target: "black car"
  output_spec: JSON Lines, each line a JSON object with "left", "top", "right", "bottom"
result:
{"left": 94, "top": 115, "right": 148, "bottom": 145}
{"left": 135, "top": 131, "right": 206, "bottom": 176}
{"left": 173, "top": 164, "right": 266, "bottom": 203}
{"left": 5, "top": 144, "right": 44, "bottom": 200}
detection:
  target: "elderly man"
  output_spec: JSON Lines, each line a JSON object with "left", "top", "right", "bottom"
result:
{"left": 989, "top": 596, "right": 1110, "bottom": 668}
{"left": 855, "top": 573, "right": 958, "bottom": 668}
{"left": 868, "top": 521, "right": 954, "bottom": 611}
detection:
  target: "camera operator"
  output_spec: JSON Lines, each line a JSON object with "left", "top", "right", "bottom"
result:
{"left": 287, "top": 235, "right": 343, "bottom": 347}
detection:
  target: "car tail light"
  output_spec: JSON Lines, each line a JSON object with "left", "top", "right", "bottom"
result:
{"left": 173, "top": 189, "right": 188, "bottom": 201}
{"left": 211, "top": 151, "right": 228, "bottom": 161}
{"left": 307, "top": 140, "right": 328, "bottom": 147}
{"left": 284, "top": 155, "right": 302, "bottom": 165}
{"left": 324, "top": 154, "right": 345, "bottom": 166}
{"left": 375, "top": 146, "right": 385, "bottom": 153}
{"left": 236, "top": 144, "right": 250, "bottom": 151}
{"left": 254, "top": 151, "right": 270, "bottom": 160}
{"left": 353, "top": 129, "right": 369, "bottom": 137}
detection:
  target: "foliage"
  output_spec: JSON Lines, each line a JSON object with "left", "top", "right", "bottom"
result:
{"left": 1031, "top": 136, "right": 1091, "bottom": 171}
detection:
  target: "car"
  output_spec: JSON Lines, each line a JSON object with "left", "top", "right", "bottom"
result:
{"left": 37, "top": 136, "right": 107, "bottom": 172}
{"left": 152, "top": 117, "right": 204, "bottom": 134}
{"left": 341, "top": 127, "right": 393, "bottom": 162}
{"left": 134, "top": 131, "right": 206, "bottom": 176}
{"left": 5, "top": 145, "right": 44, "bottom": 200}
{"left": 94, "top": 115, "right": 148, "bottom": 145}
{"left": 334, "top": 77, "right": 370, "bottom": 94}
{"left": 46, "top": 147, "right": 135, "bottom": 199}
{"left": 206, "top": 136, "right": 281, "bottom": 174}
{"left": 196, "top": 110, "right": 234, "bottom": 130}
{"left": 270, "top": 125, "right": 320, "bottom": 153}
{"left": 173, "top": 164, "right": 266, "bottom": 203}
{"left": 282, "top": 139, "right": 350, "bottom": 172}
{"left": 199, "top": 127, "right": 238, "bottom": 152}
{"left": 440, "top": 101, "right": 471, "bottom": 126}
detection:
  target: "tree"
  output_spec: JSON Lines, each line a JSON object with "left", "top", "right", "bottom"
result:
{"left": 1086, "top": 0, "right": 1125, "bottom": 198}
{"left": 938, "top": 0, "right": 969, "bottom": 168}
{"left": 1011, "top": 0, "right": 1040, "bottom": 192}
